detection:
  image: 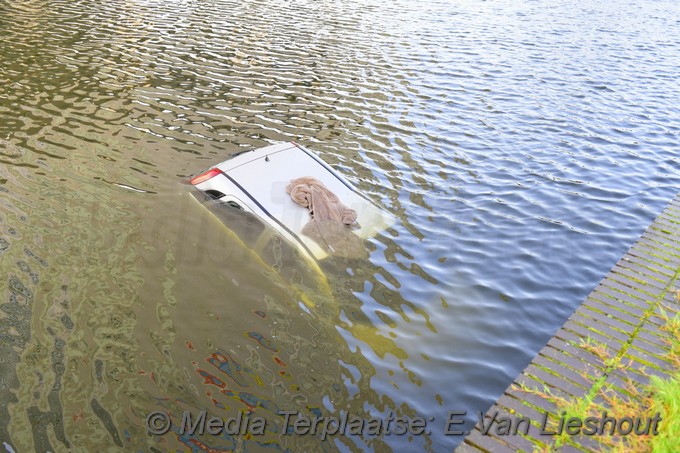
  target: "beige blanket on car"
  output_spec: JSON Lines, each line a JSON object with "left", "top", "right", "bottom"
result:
{"left": 286, "top": 177, "right": 367, "bottom": 259}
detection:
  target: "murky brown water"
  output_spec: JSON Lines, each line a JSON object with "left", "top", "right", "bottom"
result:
{"left": 2, "top": 0, "right": 679, "bottom": 451}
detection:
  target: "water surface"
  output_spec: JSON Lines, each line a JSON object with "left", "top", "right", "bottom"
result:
{"left": 1, "top": 0, "right": 679, "bottom": 451}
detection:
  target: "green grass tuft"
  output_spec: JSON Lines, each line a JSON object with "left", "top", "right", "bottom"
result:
{"left": 647, "top": 373, "right": 680, "bottom": 452}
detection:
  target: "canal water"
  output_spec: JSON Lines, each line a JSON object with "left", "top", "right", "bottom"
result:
{"left": 1, "top": 0, "right": 679, "bottom": 451}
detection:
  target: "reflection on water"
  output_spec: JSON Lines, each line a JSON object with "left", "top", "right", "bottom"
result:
{"left": 1, "top": 0, "right": 679, "bottom": 451}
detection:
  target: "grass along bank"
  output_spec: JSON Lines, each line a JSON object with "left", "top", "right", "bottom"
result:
{"left": 523, "top": 289, "right": 680, "bottom": 452}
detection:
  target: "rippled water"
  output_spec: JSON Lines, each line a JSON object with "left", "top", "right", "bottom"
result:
{"left": 1, "top": 0, "right": 679, "bottom": 451}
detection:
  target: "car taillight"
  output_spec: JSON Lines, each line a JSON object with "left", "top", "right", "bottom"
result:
{"left": 190, "top": 168, "right": 223, "bottom": 185}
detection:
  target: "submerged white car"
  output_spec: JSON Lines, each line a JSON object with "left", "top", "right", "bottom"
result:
{"left": 188, "top": 142, "right": 395, "bottom": 268}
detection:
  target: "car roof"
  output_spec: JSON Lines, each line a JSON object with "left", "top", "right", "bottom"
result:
{"left": 195, "top": 142, "right": 394, "bottom": 262}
